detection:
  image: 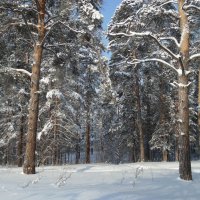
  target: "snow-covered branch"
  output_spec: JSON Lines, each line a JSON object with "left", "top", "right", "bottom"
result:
{"left": 160, "top": 37, "right": 180, "bottom": 48}
{"left": 189, "top": 53, "right": 200, "bottom": 61}
{"left": 43, "top": 20, "right": 84, "bottom": 45}
{"left": 45, "top": 16, "right": 59, "bottom": 25}
{"left": 108, "top": 31, "right": 151, "bottom": 38}
{"left": 183, "top": 4, "right": 200, "bottom": 12}
{"left": 149, "top": 34, "right": 179, "bottom": 60}
{"left": 46, "top": 20, "right": 83, "bottom": 34}
{"left": 0, "top": 67, "right": 31, "bottom": 77}
{"left": 159, "top": 1, "right": 177, "bottom": 7}
{"left": 126, "top": 58, "right": 177, "bottom": 73}
{"left": 173, "top": 81, "right": 191, "bottom": 88}
{"left": 108, "top": 31, "right": 179, "bottom": 60}
{"left": 112, "top": 16, "right": 133, "bottom": 26}
{"left": 11, "top": 68, "right": 32, "bottom": 77}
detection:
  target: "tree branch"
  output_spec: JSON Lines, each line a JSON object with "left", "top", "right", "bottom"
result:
{"left": 45, "top": 16, "right": 59, "bottom": 25}
{"left": 178, "top": 56, "right": 185, "bottom": 76}
{"left": 46, "top": 20, "right": 83, "bottom": 34}
{"left": 42, "top": 20, "right": 83, "bottom": 45}
{"left": 34, "top": 0, "right": 41, "bottom": 11}
{"left": 1, "top": 68, "right": 32, "bottom": 78}
{"left": 189, "top": 53, "right": 200, "bottom": 61}
{"left": 159, "top": 37, "right": 180, "bottom": 48}
{"left": 148, "top": 34, "right": 179, "bottom": 60}
{"left": 127, "top": 58, "right": 178, "bottom": 74}
{"left": 108, "top": 31, "right": 179, "bottom": 60}
{"left": 11, "top": 68, "right": 32, "bottom": 77}
{"left": 21, "top": 12, "right": 36, "bottom": 45}
{"left": 183, "top": 4, "right": 200, "bottom": 12}
{"left": 159, "top": 0, "right": 177, "bottom": 8}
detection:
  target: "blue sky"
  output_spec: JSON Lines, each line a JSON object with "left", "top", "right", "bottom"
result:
{"left": 101, "top": 0, "right": 122, "bottom": 57}
{"left": 101, "top": 0, "right": 122, "bottom": 30}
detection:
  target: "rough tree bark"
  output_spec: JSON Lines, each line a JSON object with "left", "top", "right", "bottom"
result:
{"left": 178, "top": 0, "right": 192, "bottom": 180}
{"left": 17, "top": 115, "right": 24, "bottom": 167}
{"left": 135, "top": 70, "right": 145, "bottom": 162}
{"left": 85, "top": 108, "right": 91, "bottom": 164}
{"left": 85, "top": 68, "right": 92, "bottom": 164}
{"left": 198, "top": 69, "right": 200, "bottom": 148}
{"left": 52, "top": 97, "right": 60, "bottom": 165}
{"left": 159, "top": 78, "right": 168, "bottom": 161}
{"left": 75, "top": 133, "right": 81, "bottom": 164}
{"left": 23, "top": 0, "right": 46, "bottom": 174}
{"left": 197, "top": 68, "right": 200, "bottom": 160}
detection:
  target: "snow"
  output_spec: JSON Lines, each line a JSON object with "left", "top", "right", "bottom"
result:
{"left": 37, "top": 121, "right": 53, "bottom": 140}
{"left": 1, "top": 162, "right": 200, "bottom": 200}
{"left": 177, "top": 68, "right": 182, "bottom": 76}
{"left": 81, "top": 2, "right": 103, "bottom": 21}
{"left": 92, "top": 11, "right": 103, "bottom": 21}
{"left": 0, "top": 139, "right": 6, "bottom": 147}
{"left": 46, "top": 89, "right": 63, "bottom": 99}
{"left": 40, "top": 77, "right": 50, "bottom": 85}
{"left": 177, "top": 82, "right": 191, "bottom": 88}
{"left": 88, "top": 25, "right": 95, "bottom": 31}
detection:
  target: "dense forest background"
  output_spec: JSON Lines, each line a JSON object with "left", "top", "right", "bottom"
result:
{"left": 0, "top": 0, "right": 200, "bottom": 180}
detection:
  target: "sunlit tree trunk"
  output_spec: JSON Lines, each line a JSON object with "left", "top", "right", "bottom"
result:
{"left": 178, "top": 0, "right": 192, "bottom": 180}
{"left": 23, "top": 0, "right": 46, "bottom": 174}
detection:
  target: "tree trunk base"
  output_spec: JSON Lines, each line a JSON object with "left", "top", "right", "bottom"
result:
{"left": 23, "top": 165, "right": 36, "bottom": 174}
{"left": 179, "top": 135, "right": 192, "bottom": 181}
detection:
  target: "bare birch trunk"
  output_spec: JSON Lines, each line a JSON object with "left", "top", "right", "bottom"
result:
{"left": 178, "top": 0, "right": 192, "bottom": 180}
{"left": 23, "top": 0, "right": 46, "bottom": 174}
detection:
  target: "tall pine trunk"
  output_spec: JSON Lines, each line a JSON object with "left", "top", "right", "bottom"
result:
{"left": 198, "top": 69, "right": 200, "bottom": 125}
{"left": 75, "top": 133, "right": 81, "bottom": 164}
{"left": 178, "top": 0, "right": 192, "bottom": 180}
{"left": 23, "top": 0, "right": 46, "bottom": 174}
{"left": 17, "top": 115, "right": 24, "bottom": 167}
{"left": 52, "top": 97, "right": 60, "bottom": 165}
{"left": 85, "top": 112, "right": 91, "bottom": 164}
{"left": 135, "top": 70, "right": 145, "bottom": 161}
{"left": 159, "top": 78, "right": 168, "bottom": 162}
{"left": 85, "top": 69, "right": 91, "bottom": 164}
{"left": 198, "top": 69, "right": 200, "bottom": 150}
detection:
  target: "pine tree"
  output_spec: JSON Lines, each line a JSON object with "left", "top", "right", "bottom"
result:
{"left": 108, "top": 0, "right": 200, "bottom": 180}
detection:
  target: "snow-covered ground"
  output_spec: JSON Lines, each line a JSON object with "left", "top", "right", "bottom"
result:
{"left": 1, "top": 161, "right": 200, "bottom": 200}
